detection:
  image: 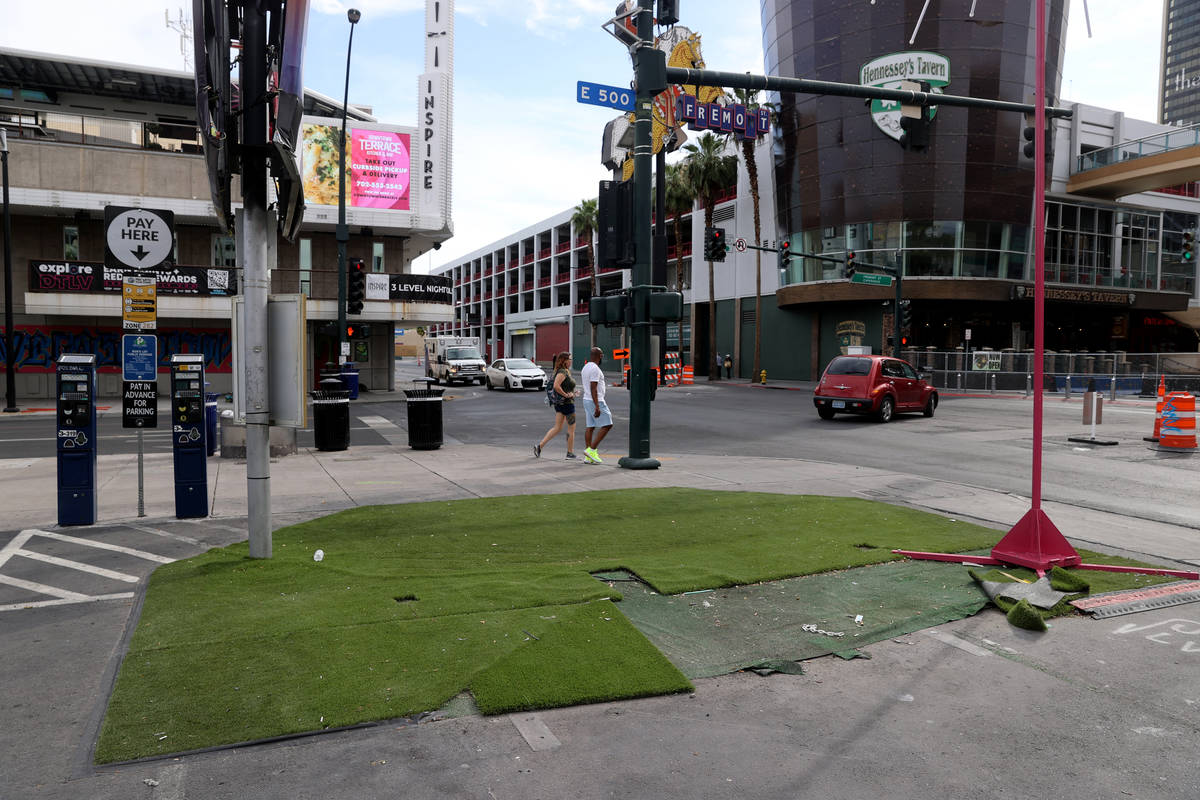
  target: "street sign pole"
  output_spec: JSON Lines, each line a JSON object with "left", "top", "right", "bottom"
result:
{"left": 619, "top": 0, "right": 660, "bottom": 470}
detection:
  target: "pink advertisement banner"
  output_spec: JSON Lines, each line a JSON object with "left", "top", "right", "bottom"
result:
{"left": 350, "top": 129, "right": 411, "bottom": 210}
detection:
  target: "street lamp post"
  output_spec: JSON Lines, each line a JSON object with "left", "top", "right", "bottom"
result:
{"left": 2, "top": 129, "right": 17, "bottom": 413}
{"left": 336, "top": 8, "right": 361, "bottom": 361}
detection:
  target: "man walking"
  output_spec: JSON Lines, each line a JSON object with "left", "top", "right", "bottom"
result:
{"left": 581, "top": 347, "right": 613, "bottom": 464}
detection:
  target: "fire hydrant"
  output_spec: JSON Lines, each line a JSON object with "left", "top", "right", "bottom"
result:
{"left": 759, "top": 369, "right": 767, "bottom": 385}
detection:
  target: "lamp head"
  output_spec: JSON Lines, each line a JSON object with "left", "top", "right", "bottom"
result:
{"left": 347, "top": 8, "right": 361, "bottom": 24}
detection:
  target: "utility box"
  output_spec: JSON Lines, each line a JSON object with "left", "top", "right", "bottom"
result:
{"left": 56, "top": 354, "right": 98, "bottom": 527}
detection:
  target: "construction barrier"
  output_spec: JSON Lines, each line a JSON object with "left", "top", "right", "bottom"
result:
{"left": 1159, "top": 392, "right": 1197, "bottom": 450}
{"left": 680, "top": 365, "right": 694, "bottom": 385}
{"left": 662, "top": 352, "right": 681, "bottom": 386}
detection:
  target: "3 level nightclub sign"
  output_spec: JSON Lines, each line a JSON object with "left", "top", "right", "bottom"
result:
{"left": 28, "top": 260, "right": 237, "bottom": 296}
{"left": 369, "top": 274, "right": 453, "bottom": 303}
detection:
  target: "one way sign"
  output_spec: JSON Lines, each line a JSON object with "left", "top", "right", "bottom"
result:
{"left": 105, "top": 206, "right": 175, "bottom": 270}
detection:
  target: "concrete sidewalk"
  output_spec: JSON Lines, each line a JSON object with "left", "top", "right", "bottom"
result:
{"left": 6, "top": 427, "right": 1200, "bottom": 798}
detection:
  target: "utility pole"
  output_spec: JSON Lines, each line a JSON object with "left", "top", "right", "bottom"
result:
{"left": 2, "top": 130, "right": 17, "bottom": 413}
{"left": 336, "top": 10, "right": 361, "bottom": 363}
{"left": 240, "top": 0, "right": 271, "bottom": 558}
{"left": 618, "top": 0, "right": 661, "bottom": 470}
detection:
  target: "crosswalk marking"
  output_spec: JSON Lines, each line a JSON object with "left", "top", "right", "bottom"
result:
{"left": 0, "top": 528, "right": 178, "bottom": 613}
{"left": 15, "top": 549, "right": 140, "bottom": 583}
{"left": 358, "top": 414, "right": 408, "bottom": 446}
{"left": 31, "top": 530, "right": 175, "bottom": 563}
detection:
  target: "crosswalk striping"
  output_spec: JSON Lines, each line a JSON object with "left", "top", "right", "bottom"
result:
{"left": 358, "top": 414, "right": 408, "bottom": 446}
{"left": 0, "top": 528, "right": 177, "bottom": 613}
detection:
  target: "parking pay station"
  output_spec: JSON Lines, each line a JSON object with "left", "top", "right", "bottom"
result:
{"left": 56, "top": 354, "right": 98, "bottom": 526}
{"left": 169, "top": 354, "right": 208, "bottom": 518}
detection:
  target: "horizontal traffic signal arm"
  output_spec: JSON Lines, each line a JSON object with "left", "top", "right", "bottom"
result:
{"left": 662, "top": 67, "right": 1073, "bottom": 121}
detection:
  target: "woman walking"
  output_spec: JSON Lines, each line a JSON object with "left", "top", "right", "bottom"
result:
{"left": 534, "top": 351, "right": 579, "bottom": 461}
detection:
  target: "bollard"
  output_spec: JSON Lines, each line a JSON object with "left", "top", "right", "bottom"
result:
{"left": 1064, "top": 375, "right": 1072, "bottom": 400}
{"left": 957, "top": 372, "right": 963, "bottom": 390}
{"left": 1110, "top": 375, "right": 1117, "bottom": 401}
{"left": 1026, "top": 373, "right": 1032, "bottom": 398}
{"left": 759, "top": 369, "right": 767, "bottom": 385}
{"left": 990, "top": 373, "right": 997, "bottom": 394}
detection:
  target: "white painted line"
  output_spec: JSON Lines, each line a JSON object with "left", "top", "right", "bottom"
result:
{"left": 15, "top": 549, "right": 140, "bottom": 583}
{"left": 126, "top": 524, "right": 202, "bottom": 545}
{"left": 32, "top": 530, "right": 175, "bottom": 563}
{"left": 0, "top": 591, "right": 135, "bottom": 613}
{"left": 0, "top": 530, "right": 35, "bottom": 570}
{"left": 359, "top": 415, "right": 398, "bottom": 429}
{"left": 0, "top": 459, "right": 36, "bottom": 470}
{"left": 174, "top": 519, "right": 243, "bottom": 535}
{"left": 357, "top": 414, "right": 407, "bottom": 445}
{"left": 922, "top": 628, "right": 992, "bottom": 657}
{"left": 0, "top": 573, "right": 90, "bottom": 600}
{"left": 509, "top": 713, "right": 561, "bottom": 751}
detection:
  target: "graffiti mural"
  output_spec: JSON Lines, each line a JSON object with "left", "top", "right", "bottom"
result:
{"left": 0, "top": 325, "right": 232, "bottom": 373}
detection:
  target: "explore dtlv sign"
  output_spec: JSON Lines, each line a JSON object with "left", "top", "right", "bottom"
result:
{"left": 105, "top": 206, "right": 175, "bottom": 270}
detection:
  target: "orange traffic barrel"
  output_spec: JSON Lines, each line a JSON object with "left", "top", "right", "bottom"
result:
{"left": 1159, "top": 392, "right": 1197, "bottom": 450}
{"left": 680, "top": 365, "right": 694, "bottom": 385}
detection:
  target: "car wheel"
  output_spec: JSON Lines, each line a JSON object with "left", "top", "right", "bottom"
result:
{"left": 486, "top": 377, "right": 494, "bottom": 390}
{"left": 923, "top": 395, "right": 936, "bottom": 417}
{"left": 877, "top": 396, "right": 895, "bottom": 423}
{"left": 817, "top": 407, "right": 836, "bottom": 420}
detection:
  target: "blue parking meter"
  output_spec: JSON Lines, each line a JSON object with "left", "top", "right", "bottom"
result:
{"left": 169, "top": 354, "right": 208, "bottom": 518}
{"left": 56, "top": 354, "right": 98, "bottom": 526}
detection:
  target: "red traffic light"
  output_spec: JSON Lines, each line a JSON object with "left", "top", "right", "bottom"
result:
{"left": 346, "top": 325, "right": 354, "bottom": 338}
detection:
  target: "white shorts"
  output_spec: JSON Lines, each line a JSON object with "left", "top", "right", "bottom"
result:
{"left": 584, "top": 398, "right": 613, "bottom": 428}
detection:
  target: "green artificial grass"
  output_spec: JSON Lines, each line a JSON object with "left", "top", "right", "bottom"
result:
{"left": 96, "top": 489, "right": 1008, "bottom": 763}
{"left": 970, "top": 551, "right": 1179, "bottom": 626}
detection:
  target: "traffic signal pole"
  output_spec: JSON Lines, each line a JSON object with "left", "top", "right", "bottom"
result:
{"left": 618, "top": 0, "right": 660, "bottom": 471}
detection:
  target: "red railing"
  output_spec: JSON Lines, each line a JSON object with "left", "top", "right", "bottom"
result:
{"left": 574, "top": 303, "right": 589, "bottom": 315}
{"left": 556, "top": 241, "right": 571, "bottom": 253}
{"left": 508, "top": 285, "right": 517, "bottom": 294}
{"left": 576, "top": 237, "right": 588, "bottom": 248}
{"left": 555, "top": 272, "right": 570, "bottom": 283}
{"left": 522, "top": 254, "right": 533, "bottom": 264}
{"left": 523, "top": 281, "right": 533, "bottom": 291}
{"left": 538, "top": 277, "right": 551, "bottom": 287}
{"left": 576, "top": 266, "right": 593, "bottom": 278}
{"left": 539, "top": 248, "right": 551, "bottom": 259}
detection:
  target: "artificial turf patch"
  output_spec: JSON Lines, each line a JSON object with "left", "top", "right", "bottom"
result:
{"left": 96, "top": 489, "right": 1006, "bottom": 762}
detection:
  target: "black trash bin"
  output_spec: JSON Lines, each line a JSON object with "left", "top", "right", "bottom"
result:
{"left": 404, "top": 377, "right": 445, "bottom": 450}
{"left": 204, "top": 391, "right": 219, "bottom": 456}
{"left": 311, "top": 378, "right": 350, "bottom": 452}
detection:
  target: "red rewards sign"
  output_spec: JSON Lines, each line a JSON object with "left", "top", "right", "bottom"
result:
{"left": 350, "top": 130, "right": 411, "bottom": 210}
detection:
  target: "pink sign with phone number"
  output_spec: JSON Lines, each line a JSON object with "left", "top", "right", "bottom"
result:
{"left": 350, "top": 130, "right": 411, "bottom": 210}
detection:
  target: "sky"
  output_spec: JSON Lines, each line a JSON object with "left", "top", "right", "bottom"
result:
{"left": 0, "top": 0, "right": 1166, "bottom": 273}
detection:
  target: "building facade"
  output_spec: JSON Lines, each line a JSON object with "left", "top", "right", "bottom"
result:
{"left": 0, "top": 0, "right": 456, "bottom": 400}
{"left": 765, "top": 0, "right": 1199, "bottom": 377}
{"left": 1161, "top": 0, "right": 1200, "bottom": 126}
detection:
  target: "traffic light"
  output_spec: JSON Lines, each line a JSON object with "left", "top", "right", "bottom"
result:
{"left": 588, "top": 294, "right": 629, "bottom": 327}
{"left": 1021, "top": 110, "right": 1055, "bottom": 160}
{"left": 845, "top": 251, "right": 856, "bottom": 279}
{"left": 648, "top": 291, "right": 683, "bottom": 322}
{"left": 704, "top": 227, "right": 726, "bottom": 261}
{"left": 778, "top": 240, "right": 792, "bottom": 271}
{"left": 347, "top": 257, "right": 366, "bottom": 315}
{"left": 1022, "top": 124, "right": 1036, "bottom": 159}
{"left": 900, "top": 299, "right": 912, "bottom": 329}
{"left": 1184, "top": 231, "right": 1195, "bottom": 263}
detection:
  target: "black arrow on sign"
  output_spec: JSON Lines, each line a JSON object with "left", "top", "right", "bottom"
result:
{"left": 131, "top": 245, "right": 151, "bottom": 261}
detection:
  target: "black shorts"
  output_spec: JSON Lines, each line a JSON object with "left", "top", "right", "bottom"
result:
{"left": 555, "top": 401, "right": 576, "bottom": 416}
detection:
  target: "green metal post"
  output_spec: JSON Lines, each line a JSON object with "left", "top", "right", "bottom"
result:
{"left": 619, "top": 0, "right": 659, "bottom": 470}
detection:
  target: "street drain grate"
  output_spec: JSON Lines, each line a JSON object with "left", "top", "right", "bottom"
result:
{"left": 1070, "top": 581, "right": 1200, "bottom": 618}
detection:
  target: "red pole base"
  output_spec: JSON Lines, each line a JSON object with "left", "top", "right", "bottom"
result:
{"left": 991, "top": 507, "right": 1081, "bottom": 572}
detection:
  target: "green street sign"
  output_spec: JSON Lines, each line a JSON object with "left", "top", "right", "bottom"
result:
{"left": 850, "top": 272, "right": 894, "bottom": 286}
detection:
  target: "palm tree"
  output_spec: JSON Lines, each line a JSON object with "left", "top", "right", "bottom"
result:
{"left": 682, "top": 132, "right": 737, "bottom": 380}
{"left": 730, "top": 88, "right": 776, "bottom": 381}
{"left": 572, "top": 198, "right": 598, "bottom": 347}
{"left": 664, "top": 161, "right": 695, "bottom": 361}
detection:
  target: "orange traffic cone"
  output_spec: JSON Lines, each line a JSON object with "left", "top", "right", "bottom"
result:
{"left": 1145, "top": 375, "right": 1166, "bottom": 442}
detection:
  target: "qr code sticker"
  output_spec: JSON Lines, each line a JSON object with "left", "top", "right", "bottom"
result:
{"left": 207, "top": 269, "right": 229, "bottom": 291}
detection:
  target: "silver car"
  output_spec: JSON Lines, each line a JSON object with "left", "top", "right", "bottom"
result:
{"left": 485, "top": 358, "right": 547, "bottom": 391}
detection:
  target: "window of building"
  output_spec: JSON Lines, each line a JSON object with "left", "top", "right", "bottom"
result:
{"left": 63, "top": 225, "right": 79, "bottom": 260}
{"left": 211, "top": 235, "right": 237, "bottom": 267}
{"left": 299, "top": 238, "right": 312, "bottom": 296}
{"left": 372, "top": 241, "right": 385, "bottom": 272}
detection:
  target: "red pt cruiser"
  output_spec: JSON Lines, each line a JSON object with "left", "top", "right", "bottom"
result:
{"left": 813, "top": 354, "right": 938, "bottom": 422}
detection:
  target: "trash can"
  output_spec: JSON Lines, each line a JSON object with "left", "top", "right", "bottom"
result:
{"left": 340, "top": 363, "right": 360, "bottom": 400}
{"left": 404, "top": 378, "right": 445, "bottom": 450}
{"left": 204, "top": 391, "right": 219, "bottom": 456}
{"left": 311, "top": 378, "right": 350, "bottom": 452}
{"left": 319, "top": 361, "right": 343, "bottom": 390}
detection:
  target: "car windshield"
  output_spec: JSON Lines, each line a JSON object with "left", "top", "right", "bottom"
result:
{"left": 825, "top": 357, "right": 872, "bottom": 376}
{"left": 447, "top": 347, "right": 482, "bottom": 360}
{"left": 506, "top": 359, "right": 538, "bottom": 370}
